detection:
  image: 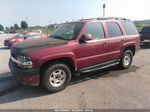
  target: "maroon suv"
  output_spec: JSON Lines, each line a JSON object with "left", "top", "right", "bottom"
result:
{"left": 9, "top": 17, "right": 140, "bottom": 92}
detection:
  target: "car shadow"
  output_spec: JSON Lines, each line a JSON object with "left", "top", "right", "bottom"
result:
{"left": 0, "top": 47, "right": 10, "bottom": 50}
{"left": 0, "top": 65, "right": 139, "bottom": 104}
{"left": 140, "top": 44, "right": 150, "bottom": 49}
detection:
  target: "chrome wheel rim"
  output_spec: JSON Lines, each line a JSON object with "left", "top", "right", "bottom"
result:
{"left": 49, "top": 69, "right": 66, "bottom": 87}
{"left": 123, "top": 53, "right": 131, "bottom": 66}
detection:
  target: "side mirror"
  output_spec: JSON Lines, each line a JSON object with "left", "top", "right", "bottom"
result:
{"left": 80, "top": 34, "right": 92, "bottom": 43}
{"left": 24, "top": 36, "right": 28, "bottom": 39}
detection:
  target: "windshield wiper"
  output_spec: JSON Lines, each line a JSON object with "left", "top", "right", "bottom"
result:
{"left": 51, "top": 35, "right": 66, "bottom": 40}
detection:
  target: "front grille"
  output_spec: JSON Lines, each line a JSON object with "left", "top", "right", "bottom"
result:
{"left": 11, "top": 53, "right": 17, "bottom": 59}
{"left": 5, "top": 40, "right": 9, "bottom": 43}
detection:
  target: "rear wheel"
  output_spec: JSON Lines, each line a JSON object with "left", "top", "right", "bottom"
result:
{"left": 41, "top": 62, "right": 72, "bottom": 93}
{"left": 119, "top": 50, "right": 133, "bottom": 69}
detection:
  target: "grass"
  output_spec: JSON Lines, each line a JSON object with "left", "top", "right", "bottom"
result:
{"left": 136, "top": 24, "right": 150, "bottom": 31}
{"left": 16, "top": 27, "right": 54, "bottom": 34}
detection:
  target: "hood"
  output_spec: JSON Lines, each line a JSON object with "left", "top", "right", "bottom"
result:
{"left": 5, "top": 36, "right": 17, "bottom": 41}
{"left": 11, "top": 38, "right": 68, "bottom": 54}
{"left": 5, "top": 35, "right": 23, "bottom": 41}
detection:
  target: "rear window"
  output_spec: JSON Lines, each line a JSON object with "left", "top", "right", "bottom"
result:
{"left": 106, "top": 22, "right": 123, "bottom": 37}
{"left": 122, "top": 21, "right": 138, "bottom": 35}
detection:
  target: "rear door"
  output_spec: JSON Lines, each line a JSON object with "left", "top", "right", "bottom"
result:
{"left": 76, "top": 22, "right": 108, "bottom": 69}
{"left": 106, "top": 22, "right": 125, "bottom": 60}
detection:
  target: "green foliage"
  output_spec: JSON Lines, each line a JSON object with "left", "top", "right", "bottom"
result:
{"left": 21, "top": 21, "right": 28, "bottom": 29}
{"left": 10, "top": 26, "right": 15, "bottom": 30}
{"left": 16, "top": 27, "right": 54, "bottom": 34}
{"left": 136, "top": 24, "right": 150, "bottom": 31}
{"left": 0, "top": 24, "right": 4, "bottom": 31}
{"left": 14, "top": 24, "right": 19, "bottom": 30}
{"left": 5, "top": 27, "right": 9, "bottom": 30}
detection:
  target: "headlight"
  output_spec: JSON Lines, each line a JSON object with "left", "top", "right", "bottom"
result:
{"left": 16, "top": 55, "right": 33, "bottom": 69}
{"left": 10, "top": 39, "right": 16, "bottom": 42}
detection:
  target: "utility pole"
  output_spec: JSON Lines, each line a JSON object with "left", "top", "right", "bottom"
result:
{"left": 26, "top": 16, "right": 29, "bottom": 26}
{"left": 103, "top": 4, "right": 106, "bottom": 17}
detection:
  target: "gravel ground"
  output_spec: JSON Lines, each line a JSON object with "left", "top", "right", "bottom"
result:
{"left": 0, "top": 34, "right": 150, "bottom": 109}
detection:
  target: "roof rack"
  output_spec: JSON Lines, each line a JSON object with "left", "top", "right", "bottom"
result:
{"left": 80, "top": 17, "right": 130, "bottom": 21}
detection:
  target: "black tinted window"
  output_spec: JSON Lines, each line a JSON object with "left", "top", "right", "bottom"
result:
{"left": 122, "top": 21, "right": 138, "bottom": 35}
{"left": 106, "top": 22, "right": 123, "bottom": 37}
{"left": 142, "top": 27, "right": 150, "bottom": 32}
{"left": 83, "top": 22, "right": 104, "bottom": 40}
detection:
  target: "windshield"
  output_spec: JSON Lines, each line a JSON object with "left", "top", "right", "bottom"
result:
{"left": 50, "top": 22, "right": 84, "bottom": 40}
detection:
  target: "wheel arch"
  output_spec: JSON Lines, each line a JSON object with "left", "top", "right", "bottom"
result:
{"left": 121, "top": 45, "right": 136, "bottom": 57}
{"left": 40, "top": 57, "right": 76, "bottom": 76}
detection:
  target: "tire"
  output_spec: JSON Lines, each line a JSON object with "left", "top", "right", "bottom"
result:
{"left": 119, "top": 50, "right": 133, "bottom": 69}
{"left": 41, "top": 62, "right": 72, "bottom": 93}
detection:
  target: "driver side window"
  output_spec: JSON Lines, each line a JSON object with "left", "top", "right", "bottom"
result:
{"left": 83, "top": 22, "right": 105, "bottom": 40}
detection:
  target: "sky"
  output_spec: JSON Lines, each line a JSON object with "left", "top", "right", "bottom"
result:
{"left": 0, "top": 0, "right": 149, "bottom": 27}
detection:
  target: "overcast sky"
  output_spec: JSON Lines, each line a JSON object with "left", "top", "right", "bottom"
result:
{"left": 0, "top": 0, "right": 149, "bottom": 27}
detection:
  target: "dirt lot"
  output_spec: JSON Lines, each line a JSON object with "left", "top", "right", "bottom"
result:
{"left": 0, "top": 34, "right": 150, "bottom": 109}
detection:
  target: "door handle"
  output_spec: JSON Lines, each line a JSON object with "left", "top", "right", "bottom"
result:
{"left": 103, "top": 42, "right": 108, "bottom": 46}
{"left": 121, "top": 39, "right": 125, "bottom": 43}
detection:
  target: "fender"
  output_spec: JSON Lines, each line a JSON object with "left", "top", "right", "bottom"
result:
{"left": 120, "top": 41, "right": 136, "bottom": 56}
{"left": 38, "top": 52, "right": 78, "bottom": 71}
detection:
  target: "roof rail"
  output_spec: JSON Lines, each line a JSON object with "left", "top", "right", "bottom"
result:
{"left": 80, "top": 17, "right": 130, "bottom": 21}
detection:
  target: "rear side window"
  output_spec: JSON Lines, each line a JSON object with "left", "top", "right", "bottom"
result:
{"left": 83, "top": 22, "right": 104, "bottom": 40}
{"left": 122, "top": 21, "right": 138, "bottom": 35}
{"left": 106, "top": 22, "right": 123, "bottom": 37}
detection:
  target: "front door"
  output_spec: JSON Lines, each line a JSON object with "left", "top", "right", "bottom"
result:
{"left": 76, "top": 22, "right": 108, "bottom": 69}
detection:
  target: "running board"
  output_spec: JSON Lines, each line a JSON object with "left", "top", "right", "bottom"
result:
{"left": 79, "top": 59, "right": 120, "bottom": 73}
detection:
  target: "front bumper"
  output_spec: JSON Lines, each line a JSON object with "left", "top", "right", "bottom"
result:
{"left": 9, "top": 60, "right": 40, "bottom": 86}
{"left": 141, "top": 40, "right": 150, "bottom": 44}
{"left": 4, "top": 42, "right": 13, "bottom": 47}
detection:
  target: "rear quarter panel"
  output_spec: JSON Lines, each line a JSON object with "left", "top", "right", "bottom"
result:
{"left": 122, "top": 34, "right": 140, "bottom": 56}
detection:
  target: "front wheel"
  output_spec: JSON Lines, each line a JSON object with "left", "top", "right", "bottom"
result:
{"left": 41, "top": 62, "right": 72, "bottom": 93}
{"left": 119, "top": 50, "right": 133, "bottom": 69}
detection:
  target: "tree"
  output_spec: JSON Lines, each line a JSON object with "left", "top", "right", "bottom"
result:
{"left": 10, "top": 26, "right": 15, "bottom": 30}
{"left": 0, "top": 24, "right": 4, "bottom": 31}
{"left": 14, "top": 24, "right": 19, "bottom": 30}
{"left": 5, "top": 27, "right": 9, "bottom": 30}
{"left": 21, "top": 21, "right": 28, "bottom": 29}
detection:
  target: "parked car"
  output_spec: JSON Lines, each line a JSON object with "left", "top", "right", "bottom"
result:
{"left": 4, "top": 32, "right": 48, "bottom": 47}
{"left": 9, "top": 30, "right": 17, "bottom": 34}
{"left": 0, "top": 31, "right": 4, "bottom": 34}
{"left": 140, "top": 27, "right": 150, "bottom": 46}
{"left": 32, "top": 30, "right": 42, "bottom": 33}
{"left": 9, "top": 17, "right": 140, "bottom": 92}
{"left": 4, "top": 30, "right": 16, "bottom": 34}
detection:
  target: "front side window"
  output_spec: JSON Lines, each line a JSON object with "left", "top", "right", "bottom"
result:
{"left": 25, "top": 33, "right": 40, "bottom": 37}
{"left": 106, "top": 22, "right": 123, "bottom": 37}
{"left": 50, "top": 22, "right": 84, "bottom": 40}
{"left": 83, "top": 22, "right": 105, "bottom": 40}
{"left": 25, "top": 33, "right": 33, "bottom": 37}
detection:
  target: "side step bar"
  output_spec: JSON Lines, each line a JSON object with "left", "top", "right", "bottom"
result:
{"left": 79, "top": 59, "right": 120, "bottom": 73}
